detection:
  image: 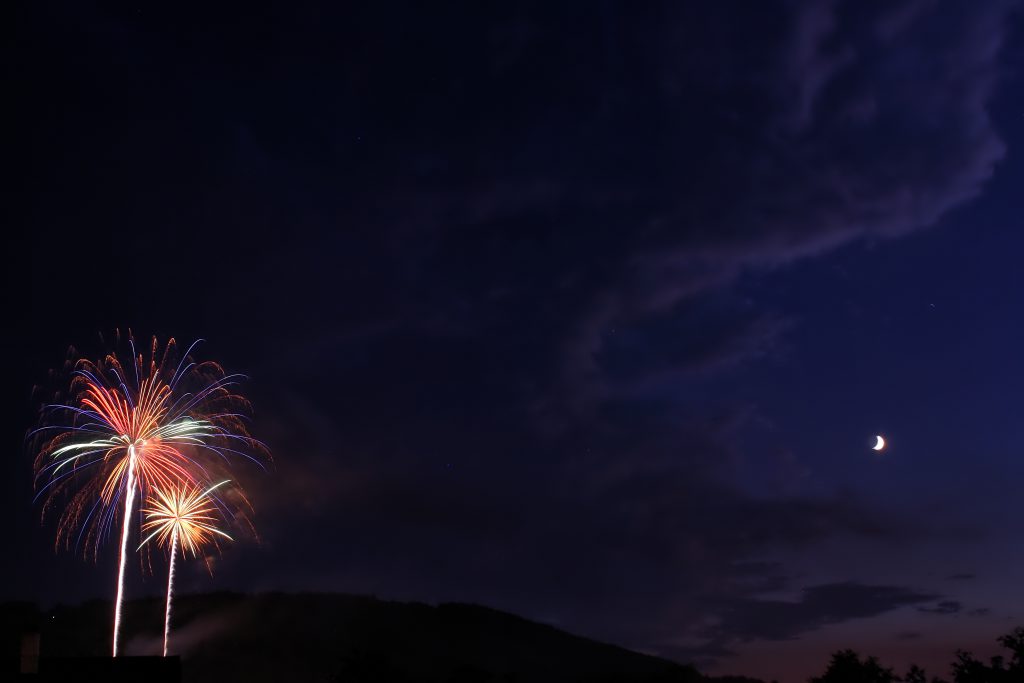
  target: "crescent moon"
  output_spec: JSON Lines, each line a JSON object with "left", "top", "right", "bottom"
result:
{"left": 872, "top": 435, "right": 885, "bottom": 451}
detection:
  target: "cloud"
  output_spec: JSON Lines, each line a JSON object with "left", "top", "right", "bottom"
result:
{"left": 17, "top": 3, "right": 1014, "bottom": 402}
{"left": 703, "top": 582, "right": 941, "bottom": 643}
{"left": 916, "top": 601, "right": 991, "bottom": 617}
{"left": 918, "top": 600, "right": 963, "bottom": 615}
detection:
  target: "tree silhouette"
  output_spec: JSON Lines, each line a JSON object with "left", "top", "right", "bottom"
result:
{"left": 810, "top": 649, "right": 898, "bottom": 683}
{"left": 805, "top": 627, "right": 1024, "bottom": 683}
{"left": 904, "top": 665, "right": 928, "bottom": 683}
{"left": 951, "top": 627, "right": 1024, "bottom": 683}
{"left": 997, "top": 627, "right": 1024, "bottom": 672}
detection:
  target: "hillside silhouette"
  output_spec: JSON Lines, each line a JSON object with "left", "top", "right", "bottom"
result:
{"left": 1, "top": 592, "right": 703, "bottom": 683}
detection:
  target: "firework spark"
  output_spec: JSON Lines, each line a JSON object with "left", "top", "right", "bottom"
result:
{"left": 139, "top": 481, "right": 233, "bottom": 656}
{"left": 31, "top": 333, "right": 266, "bottom": 656}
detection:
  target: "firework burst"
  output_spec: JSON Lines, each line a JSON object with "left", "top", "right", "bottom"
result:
{"left": 31, "top": 333, "right": 266, "bottom": 656}
{"left": 139, "top": 481, "right": 233, "bottom": 656}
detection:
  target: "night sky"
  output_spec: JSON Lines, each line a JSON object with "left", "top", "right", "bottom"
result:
{"left": 6, "top": 3, "right": 1024, "bottom": 681}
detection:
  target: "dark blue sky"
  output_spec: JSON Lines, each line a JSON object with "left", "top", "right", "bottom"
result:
{"left": 6, "top": 2, "right": 1024, "bottom": 680}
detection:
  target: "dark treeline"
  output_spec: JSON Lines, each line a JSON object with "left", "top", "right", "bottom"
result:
{"left": 328, "top": 626, "right": 1024, "bottom": 683}
{"left": 807, "top": 627, "right": 1024, "bottom": 683}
